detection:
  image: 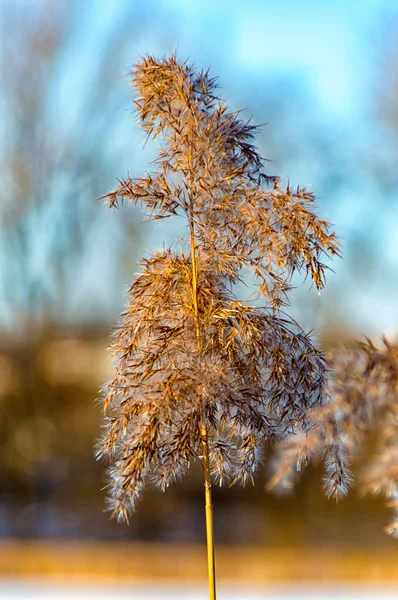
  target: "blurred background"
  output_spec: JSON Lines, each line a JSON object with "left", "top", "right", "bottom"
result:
{"left": 1, "top": 0, "right": 398, "bottom": 597}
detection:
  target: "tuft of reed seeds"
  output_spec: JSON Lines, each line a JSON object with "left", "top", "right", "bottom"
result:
{"left": 271, "top": 337, "right": 398, "bottom": 536}
{"left": 96, "top": 53, "right": 339, "bottom": 522}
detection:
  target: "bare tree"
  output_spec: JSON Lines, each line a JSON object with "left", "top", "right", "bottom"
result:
{"left": 0, "top": 0, "right": 149, "bottom": 336}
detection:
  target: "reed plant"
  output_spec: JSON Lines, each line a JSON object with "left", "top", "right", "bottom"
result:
{"left": 96, "top": 53, "right": 339, "bottom": 599}
{"left": 271, "top": 337, "right": 398, "bottom": 536}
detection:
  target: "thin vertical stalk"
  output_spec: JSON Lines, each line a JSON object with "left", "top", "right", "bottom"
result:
{"left": 189, "top": 220, "right": 200, "bottom": 342}
{"left": 189, "top": 213, "right": 216, "bottom": 600}
{"left": 201, "top": 423, "right": 216, "bottom": 600}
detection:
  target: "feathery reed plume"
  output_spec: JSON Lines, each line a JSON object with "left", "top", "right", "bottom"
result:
{"left": 96, "top": 53, "right": 338, "bottom": 597}
{"left": 270, "top": 337, "right": 398, "bottom": 536}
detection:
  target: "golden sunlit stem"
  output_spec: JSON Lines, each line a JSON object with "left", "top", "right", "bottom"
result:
{"left": 201, "top": 423, "right": 216, "bottom": 600}
{"left": 189, "top": 210, "right": 216, "bottom": 600}
{"left": 190, "top": 221, "right": 200, "bottom": 343}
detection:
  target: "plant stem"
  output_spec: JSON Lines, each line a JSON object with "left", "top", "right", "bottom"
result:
{"left": 189, "top": 210, "right": 217, "bottom": 600}
{"left": 189, "top": 220, "right": 200, "bottom": 342}
{"left": 201, "top": 423, "right": 216, "bottom": 600}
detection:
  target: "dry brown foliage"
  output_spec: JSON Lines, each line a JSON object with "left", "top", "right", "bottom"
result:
{"left": 96, "top": 54, "right": 339, "bottom": 521}
{"left": 270, "top": 337, "right": 398, "bottom": 536}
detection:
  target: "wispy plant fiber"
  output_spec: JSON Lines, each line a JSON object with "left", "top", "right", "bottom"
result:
{"left": 270, "top": 337, "right": 398, "bottom": 536}
{"left": 96, "top": 54, "right": 338, "bottom": 521}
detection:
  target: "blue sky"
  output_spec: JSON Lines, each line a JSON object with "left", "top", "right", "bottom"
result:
{"left": 3, "top": 0, "right": 398, "bottom": 338}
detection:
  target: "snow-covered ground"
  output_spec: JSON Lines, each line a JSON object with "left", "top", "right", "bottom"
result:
{"left": 1, "top": 581, "right": 398, "bottom": 600}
